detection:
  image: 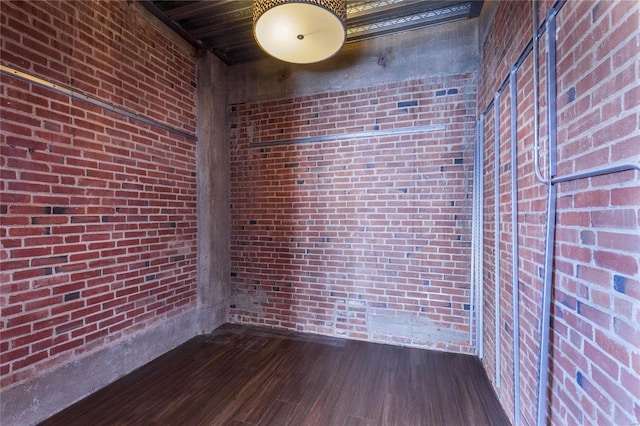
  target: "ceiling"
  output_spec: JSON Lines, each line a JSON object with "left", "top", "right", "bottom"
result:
{"left": 140, "top": 0, "right": 483, "bottom": 65}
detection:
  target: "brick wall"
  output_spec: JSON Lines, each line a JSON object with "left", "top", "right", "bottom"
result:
{"left": 479, "top": 0, "right": 639, "bottom": 424}
{"left": 1, "top": 0, "right": 198, "bottom": 391}
{"left": 229, "top": 74, "right": 477, "bottom": 353}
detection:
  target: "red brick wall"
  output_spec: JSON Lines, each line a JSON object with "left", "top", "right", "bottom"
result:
{"left": 229, "top": 74, "right": 477, "bottom": 353}
{"left": 479, "top": 0, "right": 639, "bottom": 424}
{"left": 1, "top": 0, "right": 198, "bottom": 389}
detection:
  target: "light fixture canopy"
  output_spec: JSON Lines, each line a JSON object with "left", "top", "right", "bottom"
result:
{"left": 253, "top": 0, "right": 347, "bottom": 64}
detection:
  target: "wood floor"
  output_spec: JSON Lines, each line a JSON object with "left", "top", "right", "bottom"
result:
{"left": 40, "top": 324, "right": 510, "bottom": 426}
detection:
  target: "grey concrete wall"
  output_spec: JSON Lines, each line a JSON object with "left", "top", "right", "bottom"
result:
{"left": 228, "top": 18, "right": 479, "bottom": 104}
{"left": 478, "top": 0, "right": 499, "bottom": 49}
{"left": 1, "top": 310, "right": 197, "bottom": 425}
{"left": 196, "top": 50, "right": 231, "bottom": 333}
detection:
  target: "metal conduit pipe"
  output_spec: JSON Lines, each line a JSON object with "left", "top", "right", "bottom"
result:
{"left": 470, "top": 121, "right": 479, "bottom": 346}
{"left": 493, "top": 92, "right": 502, "bottom": 387}
{"left": 478, "top": 114, "right": 486, "bottom": 360}
{"left": 471, "top": 119, "right": 485, "bottom": 349}
{"left": 532, "top": 0, "right": 547, "bottom": 184}
{"left": 534, "top": 5, "right": 639, "bottom": 425}
{"left": 535, "top": 7, "right": 558, "bottom": 426}
{"left": 473, "top": 2, "right": 638, "bottom": 424}
{"left": 536, "top": 185, "right": 557, "bottom": 426}
{"left": 480, "top": 38, "right": 535, "bottom": 118}
{"left": 0, "top": 65, "right": 197, "bottom": 141}
{"left": 551, "top": 164, "right": 640, "bottom": 184}
{"left": 534, "top": 4, "right": 638, "bottom": 426}
{"left": 509, "top": 67, "right": 521, "bottom": 426}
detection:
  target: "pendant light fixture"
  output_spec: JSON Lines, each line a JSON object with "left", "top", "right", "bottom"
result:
{"left": 253, "top": 0, "right": 347, "bottom": 64}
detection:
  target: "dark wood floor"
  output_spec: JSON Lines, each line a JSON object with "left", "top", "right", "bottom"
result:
{"left": 40, "top": 324, "right": 510, "bottom": 426}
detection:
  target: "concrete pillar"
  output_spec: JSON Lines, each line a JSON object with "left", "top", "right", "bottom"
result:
{"left": 196, "top": 50, "right": 230, "bottom": 332}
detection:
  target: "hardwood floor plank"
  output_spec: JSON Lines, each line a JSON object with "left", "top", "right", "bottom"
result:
{"left": 249, "top": 399, "right": 297, "bottom": 426}
{"left": 337, "top": 341, "right": 385, "bottom": 421}
{"left": 287, "top": 342, "right": 353, "bottom": 426}
{"left": 40, "top": 324, "right": 510, "bottom": 426}
{"left": 274, "top": 340, "right": 338, "bottom": 405}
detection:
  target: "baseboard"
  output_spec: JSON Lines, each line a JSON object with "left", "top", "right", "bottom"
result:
{"left": 1, "top": 309, "right": 198, "bottom": 425}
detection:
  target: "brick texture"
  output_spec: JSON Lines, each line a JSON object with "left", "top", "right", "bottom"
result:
{"left": 229, "top": 74, "right": 477, "bottom": 353}
{"left": 0, "top": 1, "right": 198, "bottom": 389}
{"left": 479, "top": 0, "right": 639, "bottom": 424}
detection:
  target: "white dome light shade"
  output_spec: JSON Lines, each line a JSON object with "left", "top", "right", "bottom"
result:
{"left": 253, "top": 1, "right": 346, "bottom": 64}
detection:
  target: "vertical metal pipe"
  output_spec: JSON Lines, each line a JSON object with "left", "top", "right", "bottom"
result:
{"left": 470, "top": 121, "right": 479, "bottom": 346}
{"left": 493, "top": 92, "right": 502, "bottom": 388}
{"left": 478, "top": 114, "right": 486, "bottom": 360}
{"left": 509, "top": 67, "right": 521, "bottom": 426}
{"left": 536, "top": 8, "right": 558, "bottom": 426}
{"left": 472, "top": 157, "right": 478, "bottom": 347}
{"left": 546, "top": 11, "right": 558, "bottom": 177}
{"left": 537, "top": 180, "right": 557, "bottom": 426}
{"left": 532, "top": 0, "right": 547, "bottom": 184}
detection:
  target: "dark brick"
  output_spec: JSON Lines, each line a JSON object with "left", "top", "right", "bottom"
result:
{"left": 64, "top": 291, "right": 80, "bottom": 301}
{"left": 397, "top": 100, "right": 418, "bottom": 108}
{"left": 580, "top": 230, "right": 595, "bottom": 245}
{"left": 613, "top": 275, "right": 627, "bottom": 293}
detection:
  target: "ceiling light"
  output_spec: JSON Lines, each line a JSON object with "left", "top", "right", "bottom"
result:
{"left": 253, "top": 0, "right": 347, "bottom": 64}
